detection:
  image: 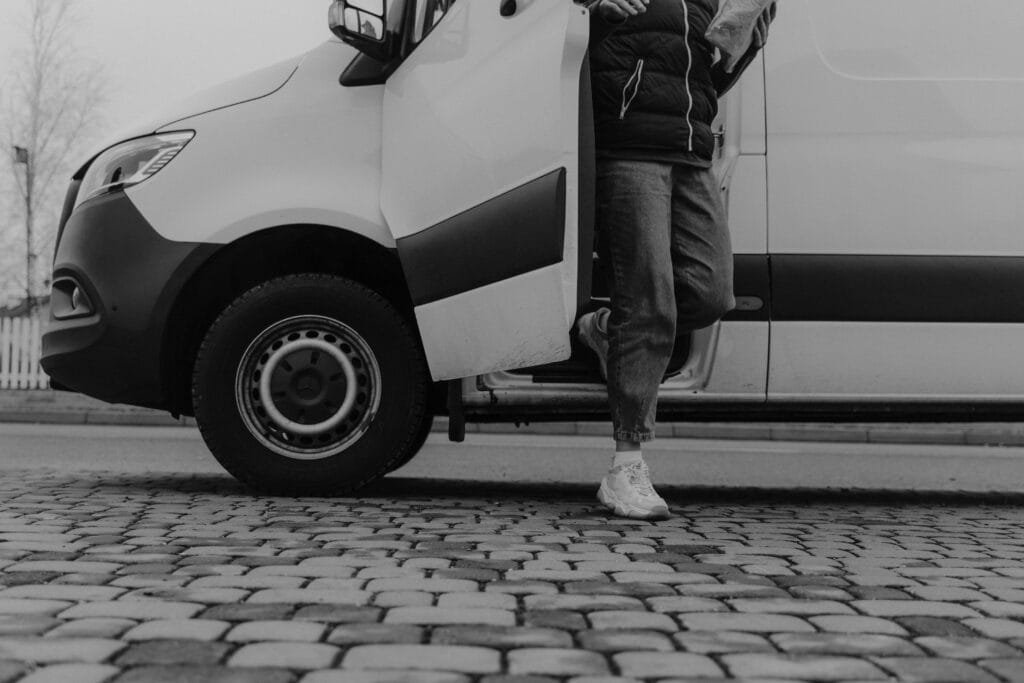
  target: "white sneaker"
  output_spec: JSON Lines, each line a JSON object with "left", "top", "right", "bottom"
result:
{"left": 576, "top": 310, "right": 609, "bottom": 381}
{"left": 598, "top": 462, "right": 670, "bottom": 520}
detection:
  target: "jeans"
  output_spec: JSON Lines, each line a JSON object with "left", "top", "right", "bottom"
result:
{"left": 595, "top": 159, "right": 735, "bottom": 443}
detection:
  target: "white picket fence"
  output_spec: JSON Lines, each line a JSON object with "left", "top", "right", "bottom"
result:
{"left": 0, "top": 316, "right": 49, "bottom": 390}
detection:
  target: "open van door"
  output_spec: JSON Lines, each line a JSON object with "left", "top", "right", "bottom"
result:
{"left": 380, "top": 1, "right": 590, "bottom": 381}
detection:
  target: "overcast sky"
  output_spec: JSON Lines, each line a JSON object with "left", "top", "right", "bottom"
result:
{"left": 1, "top": 0, "right": 330, "bottom": 151}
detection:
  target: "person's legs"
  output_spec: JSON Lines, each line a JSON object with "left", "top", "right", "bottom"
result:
{"left": 670, "top": 165, "right": 736, "bottom": 334}
{"left": 581, "top": 159, "right": 676, "bottom": 519}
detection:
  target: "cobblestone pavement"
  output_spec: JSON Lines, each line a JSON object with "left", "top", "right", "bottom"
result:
{"left": 0, "top": 472, "right": 1023, "bottom": 682}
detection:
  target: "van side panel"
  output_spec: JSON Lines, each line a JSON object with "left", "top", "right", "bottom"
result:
{"left": 767, "top": 0, "right": 1024, "bottom": 257}
{"left": 766, "top": 0, "right": 1024, "bottom": 400}
{"left": 127, "top": 41, "right": 393, "bottom": 249}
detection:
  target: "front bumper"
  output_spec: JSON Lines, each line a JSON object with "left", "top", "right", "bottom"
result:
{"left": 41, "top": 191, "right": 217, "bottom": 409}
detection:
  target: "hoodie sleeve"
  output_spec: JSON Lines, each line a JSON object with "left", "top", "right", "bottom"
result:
{"left": 711, "top": 43, "right": 761, "bottom": 97}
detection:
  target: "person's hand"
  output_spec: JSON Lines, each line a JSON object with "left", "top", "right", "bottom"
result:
{"left": 596, "top": 0, "right": 649, "bottom": 22}
{"left": 751, "top": 2, "right": 777, "bottom": 48}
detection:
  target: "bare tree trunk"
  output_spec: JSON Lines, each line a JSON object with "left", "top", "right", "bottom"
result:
{"left": 3, "top": 0, "right": 105, "bottom": 310}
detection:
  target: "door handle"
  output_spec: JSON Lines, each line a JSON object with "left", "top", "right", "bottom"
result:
{"left": 500, "top": 0, "right": 517, "bottom": 17}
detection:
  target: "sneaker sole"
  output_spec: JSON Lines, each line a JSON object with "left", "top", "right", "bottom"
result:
{"left": 597, "top": 480, "right": 669, "bottom": 521}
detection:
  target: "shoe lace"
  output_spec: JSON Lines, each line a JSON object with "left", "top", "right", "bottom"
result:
{"left": 626, "top": 463, "right": 657, "bottom": 497}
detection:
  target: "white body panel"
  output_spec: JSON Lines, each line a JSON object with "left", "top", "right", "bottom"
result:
{"left": 129, "top": 41, "right": 393, "bottom": 248}
{"left": 417, "top": 265, "right": 571, "bottom": 380}
{"left": 770, "top": 322, "right": 1024, "bottom": 400}
{"left": 381, "top": 2, "right": 590, "bottom": 381}
{"left": 765, "top": 0, "right": 1024, "bottom": 398}
{"left": 767, "top": 0, "right": 1024, "bottom": 256}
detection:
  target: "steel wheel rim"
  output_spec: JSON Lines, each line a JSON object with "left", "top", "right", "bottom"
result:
{"left": 235, "top": 315, "right": 382, "bottom": 460}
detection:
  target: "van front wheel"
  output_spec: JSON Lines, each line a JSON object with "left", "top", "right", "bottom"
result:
{"left": 192, "top": 274, "right": 430, "bottom": 495}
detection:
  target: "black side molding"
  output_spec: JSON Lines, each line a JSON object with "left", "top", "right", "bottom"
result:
{"left": 398, "top": 169, "right": 567, "bottom": 307}
{"left": 773, "top": 254, "right": 1024, "bottom": 323}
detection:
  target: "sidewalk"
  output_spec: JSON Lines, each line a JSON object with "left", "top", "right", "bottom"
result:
{"left": 4, "top": 389, "right": 1024, "bottom": 446}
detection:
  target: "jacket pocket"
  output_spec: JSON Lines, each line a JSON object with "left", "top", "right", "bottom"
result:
{"left": 619, "top": 58, "right": 645, "bottom": 120}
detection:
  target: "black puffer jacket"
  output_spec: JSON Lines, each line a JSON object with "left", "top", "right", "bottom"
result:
{"left": 589, "top": 0, "right": 721, "bottom": 164}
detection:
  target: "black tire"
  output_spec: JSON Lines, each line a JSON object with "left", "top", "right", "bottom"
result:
{"left": 386, "top": 413, "right": 434, "bottom": 474}
{"left": 192, "top": 274, "right": 430, "bottom": 495}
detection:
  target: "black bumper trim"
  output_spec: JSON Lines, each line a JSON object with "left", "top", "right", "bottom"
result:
{"left": 42, "top": 191, "right": 217, "bottom": 409}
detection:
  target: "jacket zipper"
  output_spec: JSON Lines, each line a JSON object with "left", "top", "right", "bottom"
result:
{"left": 681, "top": 0, "right": 694, "bottom": 151}
{"left": 619, "top": 58, "right": 645, "bottom": 120}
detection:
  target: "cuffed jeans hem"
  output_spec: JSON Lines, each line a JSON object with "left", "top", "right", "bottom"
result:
{"left": 614, "top": 430, "right": 655, "bottom": 443}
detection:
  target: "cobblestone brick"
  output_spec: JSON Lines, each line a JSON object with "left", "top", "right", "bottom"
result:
{"left": 485, "top": 582, "right": 557, "bottom": 595}
{"left": 60, "top": 600, "right": 203, "bottom": 620}
{"left": 343, "top": 645, "right": 501, "bottom": 674}
{"left": 672, "top": 630, "right": 774, "bottom": 654}
{"left": 906, "top": 586, "right": 990, "bottom": 602}
{"left": 374, "top": 591, "right": 433, "bottom": 608}
{"left": 773, "top": 633, "right": 922, "bottom": 656}
{"left": 875, "top": 657, "right": 1000, "bottom": 683}
{"left": 729, "top": 598, "right": 855, "bottom": 615}
{"left": 0, "top": 616, "right": 58, "bottom": 637}
{"left": 613, "top": 651, "right": 722, "bottom": 678}
{"left": 202, "top": 603, "right": 295, "bottom": 622}
{"left": 248, "top": 589, "right": 370, "bottom": 605}
{"left": 0, "top": 599, "right": 70, "bottom": 615}
{"left": 587, "top": 610, "right": 677, "bottom": 632}
{"left": 522, "top": 595, "right": 643, "bottom": 612}
{"left": 508, "top": 649, "right": 609, "bottom": 676}
{"left": 116, "top": 639, "right": 232, "bottom": 666}
{"left": 980, "top": 658, "right": 1024, "bottom": 683}
{"left": 0, "top": 584, "right": 124, "bottom": 601}
{"left": 328, "top": 624, "right": 424, "bottom": 645}
{"left": 303, "top": 672, "right": 470, "bottom": 683}
{"left": 0, "top": 637, "right": 125, "bottom": 663}
{"left": 898, "top": 616, "right": 979, "bottom": 637}
{"left": 121, "top": 619, "right": 230, "bottom": 641}
{"left": 229, "top": 642, "right": 340, "bottom": 669}
{"left": 224, "top": 620, "right": 324, "bottom": 643}
{"left": 45, "top": 618, "right": 135, "bottom": 639}
{"left": 384, "top": 607, "right": 515, "bottom": 626}
{"left": 675, "top": 583, "right": 788, "bottom": 599}
{"left": 679, "top": 612, "right": 815, "bottom": 632}
{"left": 562, "top": 582, "right": 672, "bottom": 597}
{"left": 577, "top": 630, "right": 674, "bottom": 652}
{"left": 810, "top": 615, "right": 909, "bottom": 635}
{"left": 788, "top": 585, "right": 853, "bottom": 600}
{"left": 294, "top": 606, "right": 381, "bottom": 623}
{"left": 916, "top": 636, "right": 1022, "bottom": 659}
{"left": 724, "top": 653, "right": 887, "bottom": 680}
{"left": 970, "top": 601, "right": 1024, "bottom": 618}
{"left": 854, "top": 600, "right": 981, "bottom": 618}
{"left": 522, "top": 611, "right": 587, "bottom": 631}
{"left": 437, "top": 592, "right": 515, "bottom": 610}
{"left": 114, "top": 665, "right": 294, "bottom": 683}
{"left": 964, "top": 618, "right": 1024, "bottom": 639}
{"left": 433, "top": 626, "right": 572, "bottom": 649}
{"left": 16, "top": 664, "right": 119, "bottom": 683}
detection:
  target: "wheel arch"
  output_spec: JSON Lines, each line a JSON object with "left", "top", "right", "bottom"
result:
{"left": 161, "top": 224, "right": 415, "bottom": 417}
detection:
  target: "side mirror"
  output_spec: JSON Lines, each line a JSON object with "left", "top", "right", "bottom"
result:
{"left": 329, "top": 0, "right": 395, "bottom": 62}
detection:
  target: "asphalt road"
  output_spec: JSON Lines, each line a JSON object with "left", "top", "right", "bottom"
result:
{"left": 2, "top": 423, "right": 1024, "bottom": 495}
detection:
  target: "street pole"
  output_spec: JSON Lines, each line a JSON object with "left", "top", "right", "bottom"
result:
{"left": 13, "top": 146, "right": 33, "bottom": 314}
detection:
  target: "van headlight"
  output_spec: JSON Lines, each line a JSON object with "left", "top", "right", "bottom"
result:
{"left": 75, "top": 131, "right": 194, "bottom": 209}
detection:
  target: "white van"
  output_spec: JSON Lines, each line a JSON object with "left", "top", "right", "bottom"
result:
{"left": 42, "top": 0, "right": 1024, "bottom": 494}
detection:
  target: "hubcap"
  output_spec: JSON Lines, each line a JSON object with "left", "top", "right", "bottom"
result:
{"left": 235, "top": 315, "right": 382, "bottom": 460}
